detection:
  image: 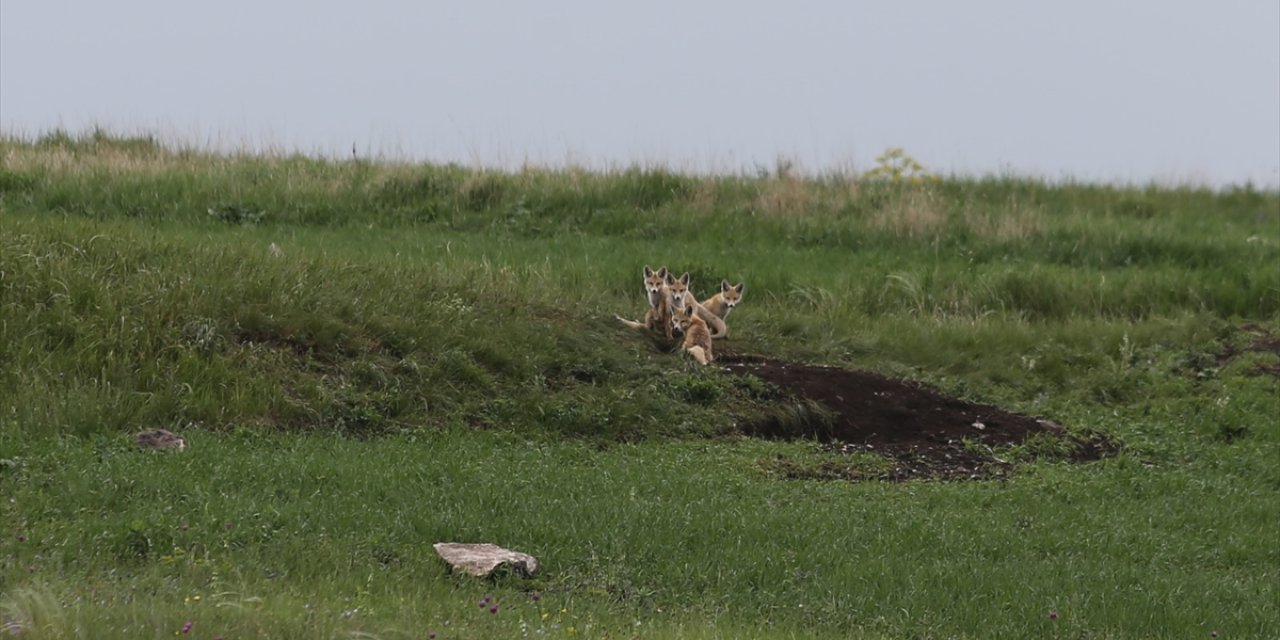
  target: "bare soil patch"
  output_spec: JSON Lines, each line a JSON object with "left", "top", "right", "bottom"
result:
{"left": 719, "top": 354, "right": 1116, "bottom": 481}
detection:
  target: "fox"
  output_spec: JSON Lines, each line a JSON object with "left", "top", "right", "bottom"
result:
{"left": 662, "top": 272, "right": 730, "bottom": 344}
{"left": 640, "top": 265, "right": 669, "bottom": 310}
{"left": 616, "top": 265, "right": 677, "bottom": 339}
{"left": 671, "top": 302, "right": 714, "bottom": 365}
{"left": 674, "top": 278, "right": 730, "bottom": 340}
{"left": 665, "top": 271, "right": 692, "bottom": 311}
{"left": 699, "top": 280, "right": 744, "bottom": 339}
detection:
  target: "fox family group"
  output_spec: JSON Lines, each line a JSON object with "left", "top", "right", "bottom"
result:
{"left": 616, "top": 266, "right": 745, "bottom": 365}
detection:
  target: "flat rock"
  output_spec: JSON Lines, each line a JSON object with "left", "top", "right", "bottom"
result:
{"left": 133, "top": 429, "right": 186, "bottom": 451}
{"left": 432, "top": 542, "right": 538, "bottom": 577}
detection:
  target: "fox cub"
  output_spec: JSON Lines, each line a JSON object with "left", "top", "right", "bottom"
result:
{"left": 699, "top": 280, "right": 744, "bottom": 339}
{"left": 664, "top": 270, "right": 692, "bottom": 311}
{"left": 616, "top": 265, "right": 680, "bottom": 339}
{"left": 671, "top": 303, "right": 714, "bottom": 365}
{"left": 640, "top": 265, "right": 669, "bottom": 310}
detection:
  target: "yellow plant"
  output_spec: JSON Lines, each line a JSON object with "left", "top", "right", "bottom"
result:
{"left": 863, "top": 147, "right": 939, "bottom": 184}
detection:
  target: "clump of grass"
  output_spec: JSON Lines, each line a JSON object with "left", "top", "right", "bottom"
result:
{"left": 869, "top": 188, "right": 950, "bottom": 237}
{"left": 962, "top": 198, "right": 1046, "bottom": 241}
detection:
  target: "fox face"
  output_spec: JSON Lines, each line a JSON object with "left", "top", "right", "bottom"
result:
{"left": 670, "top": 304, "right": 694, "bottom": 335}
{"left": 666, "top": 271, "right": 691, "bottom": 310}
{"left": 718, "top": 280, "right": 744, "bottom": 310}
{"left": 642, "top": 265, "right": 669, "bottom": 299}
{"left": 670, "top": 304, "right": 691, "bottom": 335}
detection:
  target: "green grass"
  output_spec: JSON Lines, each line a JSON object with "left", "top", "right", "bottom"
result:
{"left": 2, "top": 129, "right": 1279, "bottom": 639}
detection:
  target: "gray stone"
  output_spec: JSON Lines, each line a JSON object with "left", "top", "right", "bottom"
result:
{"left": 432, "top": 543, "right": 538, "bottom": 577}
{"left": 134, "top": 429, "right": 186, "bottom": 451}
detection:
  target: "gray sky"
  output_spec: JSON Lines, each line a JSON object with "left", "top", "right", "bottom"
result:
{"left": 3, "top": 0, "right": 1278, "bottom": 185}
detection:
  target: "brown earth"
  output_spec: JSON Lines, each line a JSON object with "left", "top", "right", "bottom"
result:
{"left": 718, "top": 354, "right": 1116, "bottom": 481}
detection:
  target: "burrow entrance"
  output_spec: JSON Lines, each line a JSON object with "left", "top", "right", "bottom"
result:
{"left": 719, "top": 354, "right": 1117, "bottom": 481}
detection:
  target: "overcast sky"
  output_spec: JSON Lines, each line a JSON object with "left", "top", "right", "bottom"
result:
{"left": 2, "top": 0, "right": 1278, "bottom": 185}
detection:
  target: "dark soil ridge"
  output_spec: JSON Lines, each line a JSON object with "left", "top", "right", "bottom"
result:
{"left": 719, "top": 354, "right": 1117, "bottom": 481}
{"left": 1218, "top": 323, "right": 1280, "bottom": 378}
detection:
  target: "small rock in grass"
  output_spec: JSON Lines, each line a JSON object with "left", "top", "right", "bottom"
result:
{"left": 433, "top": 542, "right": 538, "bottom": 578}
{"left": 134, "top": 429, "right": 186, "bottom": 451}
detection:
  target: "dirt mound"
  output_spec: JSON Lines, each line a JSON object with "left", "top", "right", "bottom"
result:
{"left": 719, "top": 355, "right": 1114, "bottom": 481}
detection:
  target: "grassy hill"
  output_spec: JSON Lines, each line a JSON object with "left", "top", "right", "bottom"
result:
{"left": 1, "top": 130, "right": 1278, "bottom": 639}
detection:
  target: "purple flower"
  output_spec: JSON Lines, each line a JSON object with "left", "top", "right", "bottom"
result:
{"left": 530, "top": 592, "right": 541, "bottom": 602}
{"left": 478, "top": 600, "right": 487, "bottom": 608}
{"left": 428, "top": 634, "right": 437, "bottom": 640}
{"left": 180, "top": 620, "right": 193, "bottom": 634}
{"left": 1210, "top": 632, "right": 1218, "bottom": 638}
{"left": 489, "top": 604, "right": 499, "bottom": 614}
{"left": 224, "top": 520, "right": 233, "bottom": 530}
{"left": 14, "top": 534, "right": 24, "bottom": 543}
{"left": 1048, "top": 610, "right": 1058, "bottom": 620}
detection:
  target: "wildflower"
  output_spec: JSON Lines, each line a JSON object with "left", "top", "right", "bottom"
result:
{"left": 542, "top": 612, "right": 550, "bottom": 620}
{"left": 490, "top": 604, "right": 499, "bottom": 614}
{"left": 1210, "top": 632, "right": 1218, "bottom": 638}
{"left": 429, "top": 633, "right": 437, "bottom": 640}
{"left": 531, "top": 592, "right": 541, "bottom": 602}
{"left": 1048, "top": 610, "right": 1058, "bottom": 620}
{"left": 192, "top": 595, "right": 200, "bottom": 602}
{"left": 180, "top": 620, "right": 193, "bottom": 634}
{"left": 15, "top": 534, "right": 24, "bottom": 543}
{"left": 224, "top": 520, "right": 233, "bottom": 530}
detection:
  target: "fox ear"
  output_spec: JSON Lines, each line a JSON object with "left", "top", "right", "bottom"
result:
{"left": 734, "top": 283, "right": 745, "bottom": 294}
{"left": 664, "top": 272, "right": 675, "bottom": 285}
{"left": 679, "top": 272, "right": 690, "bottom": 285}
{"left": 720, "top": 280, "right": 731, "bottom": 292}
{"left": 657, "top": 267, "right": 669, "bottom": 277}
{"left": 644, "top": 265, "right": 654, "bottom": 277}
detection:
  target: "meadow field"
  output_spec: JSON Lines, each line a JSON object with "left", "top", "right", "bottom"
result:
{"left": 1, "top": 130, "right": 1278, "bottom": 639}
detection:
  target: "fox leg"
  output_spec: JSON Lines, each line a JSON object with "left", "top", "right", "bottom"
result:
{"left": 658, "top": 310, "right": 674, "bottom": 340}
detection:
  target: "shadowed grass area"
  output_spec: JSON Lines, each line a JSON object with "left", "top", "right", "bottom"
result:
{"left": 1, "top": 130, "right": 1278, "bottom": 639}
